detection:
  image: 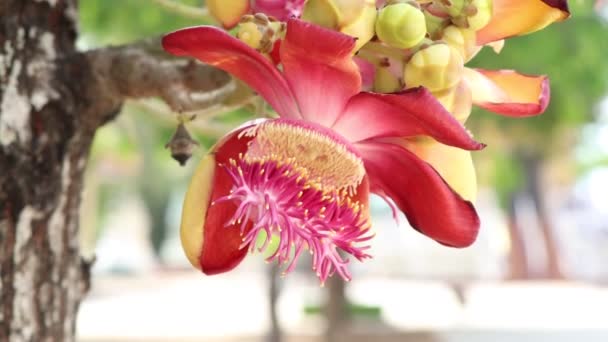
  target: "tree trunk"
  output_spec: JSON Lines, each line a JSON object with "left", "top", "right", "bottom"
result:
{"left": 1, "top": 1, "right": 232, "bottom": 340}
{"left": 0, "top": 1, "right": 101, "bottom": 340}
{"left": 505, "top": 191, "right": 529, "bottom": 279}
{"left": 521, "top": 154, "right": 563, "bottom": 279}
{"left": 267, "top": 266, "right": 282, "bottom": 342}
{"left": 324, "top": 276, "right": 348, "bottom": 342}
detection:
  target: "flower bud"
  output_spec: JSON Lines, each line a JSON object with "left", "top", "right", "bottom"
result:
{"left": 441, "top": 25, "right": 478, "bottom": 61}
{"left": 237, "top": 22, "right": 263, "bottom": 49}
{"left": 467, "top": 0, "right": 492, "bottom": 31}
{"left": 303, "top": 0, "right": 376, "bottom": 50}
{"left": 404, "top": 43, "right": 464, "bottom": 93}
{"left": 375, "top": 3, "right": 427, "bottom": 49}
{"left": 207, "top": 0, "right": 250, "bottom": 29}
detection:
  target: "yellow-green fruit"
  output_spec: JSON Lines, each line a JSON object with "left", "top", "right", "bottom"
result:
{"left": 404, "top": 43, "right": 464, "bottom": 93}
{"left": 237, "top": 22, "right": 263, "bottom": 50}
{"left": 468, "top": 0, "right": 493, "bottom": 30}
{"left": 375, "top": 3, "right": 427, "bottom": 49}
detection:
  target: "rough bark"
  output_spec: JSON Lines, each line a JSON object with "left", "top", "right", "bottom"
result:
{"left": 0, "top": 0, "right": 232, "bottom": 340}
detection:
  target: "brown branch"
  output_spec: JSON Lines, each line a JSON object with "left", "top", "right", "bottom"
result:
{"left": 83, "top": 37, "right": 235, "bottom": 124}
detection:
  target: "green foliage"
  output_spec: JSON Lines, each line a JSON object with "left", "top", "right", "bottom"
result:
{"left": 79, "top": 0, "right": 208, "bottom": 45}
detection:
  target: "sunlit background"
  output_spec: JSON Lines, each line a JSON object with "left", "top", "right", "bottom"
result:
{"left": 76, "top": 0, "right": 608, "bottom": 341}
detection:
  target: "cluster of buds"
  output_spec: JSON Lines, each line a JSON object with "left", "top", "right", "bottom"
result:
{"left": 237, "top": 13, "right": 286, "bottom": 54}
{"left": 367, "top": 0, "right": 494, "bottom": 121}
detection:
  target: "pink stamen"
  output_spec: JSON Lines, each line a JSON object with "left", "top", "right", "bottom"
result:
{"left": 214, "top": 158, "right": 373, "bottom": 283}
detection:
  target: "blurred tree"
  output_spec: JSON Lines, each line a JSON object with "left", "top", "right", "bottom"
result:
{"left": 469, "top": 2, "right": 608, "bottom": 279}
{"left": 0, "top": 0, "right": 239, "bottom": 340}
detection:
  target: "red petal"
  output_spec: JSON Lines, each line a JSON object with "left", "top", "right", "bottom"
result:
{"left": 280, "top": 19, "right": 361, "bottom": 127}
{"left": 465, "top": 68, "right": 550, "bottom": 116}
{"left": 331, "top": 88, "right": 485, "bottom": 150}
{"left": 477, "top": 0, "right": 570, "bottom": 45}
{"left": 162, "top": 26, "right": 301, "bottom": 119}
{"left": 181, "top": 126, "right": 256, "bottom": 275}
{"left": 357, "top": 141, "right": 480, "bottom": 247}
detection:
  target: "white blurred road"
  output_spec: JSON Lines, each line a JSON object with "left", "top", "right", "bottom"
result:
{"left": 78, "top": 271, "right": 608, "bottom": 342}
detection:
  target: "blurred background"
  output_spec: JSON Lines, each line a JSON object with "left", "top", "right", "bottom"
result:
{"left": 76, "top": 0, "right": 608, "bottom": 341}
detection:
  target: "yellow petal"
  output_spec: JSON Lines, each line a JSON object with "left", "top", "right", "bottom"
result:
{"left": 477, "top": 0, "right": 570, "bottom": 45}
{"left": 406, "top": 139, "right": 478, "bottom": 202}
{"left": 340, "top": 3, "right": 377, "bottom": 51}
{"left": 433, "top": 80, "right": 473, "bottom": 123}
{"left": 180, "top": 154, "right": 216, "bottom": 270}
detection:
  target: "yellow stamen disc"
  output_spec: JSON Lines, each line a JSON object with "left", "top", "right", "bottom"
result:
{"left": 245, "top": 121, "right": 365, "bottom": 193}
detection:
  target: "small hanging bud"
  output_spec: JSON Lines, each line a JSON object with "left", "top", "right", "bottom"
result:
{"left": 404, "top": 42, "right": 464, "bottom": 93}
{"left": 165, "top": 122, "right": 199, "bottom": 166}
{"left": 375, "top": 3, "right": 427, "bottom": 49}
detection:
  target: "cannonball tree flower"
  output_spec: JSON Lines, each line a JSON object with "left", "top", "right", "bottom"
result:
{"left": 162, "top": 19, "right": 484, "bottom": 283}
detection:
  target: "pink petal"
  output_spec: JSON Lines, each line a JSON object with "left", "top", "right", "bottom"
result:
{"left": 280, "top": 19, "right": 361, "bottom": 127}
{"left": 357, "top": 141, "right": 480, "bottom": 247}
{"left": 331, "top": 88, "right": 485, "bottom": 150}
{"left": 162, "top": 26, "right": 301, "bottom": 119}
{"left": 354, "top": 56, "right": 376, "bottom": 91}
{"left": 465, "top": 68, "right": 550, "bottom": 116}
{"left": 253, "top": 0, "right": 306, "bottom": 21}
